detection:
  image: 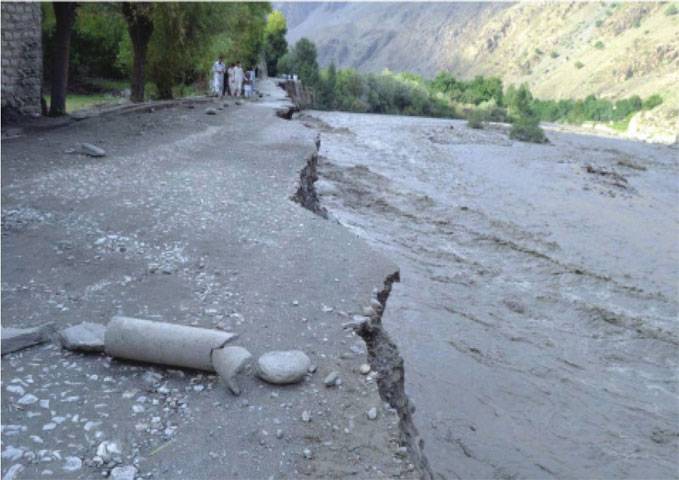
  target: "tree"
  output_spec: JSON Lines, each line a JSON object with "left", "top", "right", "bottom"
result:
{"left": 121, "top": 2, "right": 154, "bottom": 102}
{"left": 263, "top": 10, "right": 287, "bottom": 76}
{"left": 290, "top": 38, "right": 320, "bottom": 87}
{"left": 49, "top": 2, "right": 78, "bottom": 116}
{"left": 317, "top": 63, "right": 337, "bottom": 109}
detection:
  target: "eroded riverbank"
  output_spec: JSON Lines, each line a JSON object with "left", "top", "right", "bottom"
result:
{"left": 302, "top": 111, "right": 679, "bottom": 479}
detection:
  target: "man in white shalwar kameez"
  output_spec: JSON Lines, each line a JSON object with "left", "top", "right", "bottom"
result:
{"left": 234, "top": 62, "right": 245, "bottom": 97}
{"left": 212, "top": 57, "right": 225, "bottom": 97}
{"left": 227, "top": 64, "right": 236, "bottom": 97}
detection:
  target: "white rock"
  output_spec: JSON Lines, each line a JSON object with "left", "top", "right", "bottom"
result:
{"left": 17, "top": 393, "right": 38, "bottom": 405}
{"left": 110, "top": 465, "right": 137, "bottom": 480}
{"left": 359, "top": 364, "right": 371, "bottom": 375}
{"left": 3, "top": 464, "right": 24, "bottom": 480}
{"left": 367, "top": 407, "right": 378, "bottom": 420}
{"left": 205, "top": 108, "right": 217, "bottom": 115}
{"left": 2, "top": 445, "right": 24, "bottom": 461}
{"left": 6, "top": 385, "right": 25, "bottom": 396}
{"left": 59, "top": 322, "right": 105, "bottom": 352}
{"left": 63, "top": 456, "right": 82, "bottom": 472}
{"left": 303, "top": 448, "right": 312, "bottom": 459}
{"left": 96, "top": 441, "right": 122, "bottom": 462}
{"left": 323, "top": 371, "right": 340, "bottom": 387}
{"left": 78, "top": 143, "right": 107, "bottom": 157}
{"left": 276, "top": 429, "right": 284, "bottom": 439}
{"left": 256, "top": 350, "right": 311, "bottom": 385}
{"left": 301, "top": 410, "right": 311, "bottom": 423}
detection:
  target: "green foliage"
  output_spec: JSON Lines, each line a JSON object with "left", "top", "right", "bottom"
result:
{"left": 42, "top": 2, "right": 270, "bottom": 99}
{"left": 429, "top": 73, "right": 503, "bottom": 106}
{"left": 534, "top": 48, "right": 543, "bottom": 55}
{"left": 643, "top": 94, "right": 663, "bottom": 110}
{"left": 594, "top": 40, "right": 605, "bottom": 49}
{"left": 317, "top": 63, "right": 337, "bottom": 110}
{"left": 277, "top": 38, "right": 321, "bottom": 87}
{"left": 263, "top": 10, "right": 287, "bottom": 76}
{"left": 311, "top": 67, "right": 456, "bottom": 118}
{"left": 595, "top": 19, "right": 604, "bottom": 27}
{"left": 42, "top": 3, "right": 128, "bottom": 83}
{"left": 550, "top": 51, "right": 559, "bottom": 59}
{"left": 467, "top": 109, "right": 487, "bottom": 129}
{"left": 574, "top": 61, "right": 585, "bottom": 69}
{"left": 510, "top": 116, "right": 548, "bottom": 143}
{"left": 666, "top": 4, "right": 678, "bottom": 16}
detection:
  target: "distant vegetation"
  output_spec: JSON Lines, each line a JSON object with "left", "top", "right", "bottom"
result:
{"left": 278, "top": 38, "right": 663, "bottom": 141}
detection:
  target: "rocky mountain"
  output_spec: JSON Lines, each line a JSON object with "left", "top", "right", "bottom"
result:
{"left": 277, "top": 1, "right": 679, "bottom": 137}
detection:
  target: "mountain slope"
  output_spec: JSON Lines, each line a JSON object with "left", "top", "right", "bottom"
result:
{"left": 279, "top": 3, "right": 677, "bottom": 96}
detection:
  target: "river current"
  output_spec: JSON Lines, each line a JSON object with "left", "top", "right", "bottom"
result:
{"left": 302, "top": 111, "right": 679, "bottom": 479}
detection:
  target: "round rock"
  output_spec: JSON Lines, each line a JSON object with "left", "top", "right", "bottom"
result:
{"left": 256, "top": 350, "right": 311, "bottom": 385}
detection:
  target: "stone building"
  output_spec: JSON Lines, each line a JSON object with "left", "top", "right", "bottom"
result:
{"left": 1, "top": 2, "right": 42, "bottom": 120}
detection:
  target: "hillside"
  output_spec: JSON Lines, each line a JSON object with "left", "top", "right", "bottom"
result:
{"left": 278, "top": 2, "right": 679, "bottom": 141}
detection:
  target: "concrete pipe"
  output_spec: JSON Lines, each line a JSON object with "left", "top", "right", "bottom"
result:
{"left": 105, "top": 316, "right": 237, "bottom": 371}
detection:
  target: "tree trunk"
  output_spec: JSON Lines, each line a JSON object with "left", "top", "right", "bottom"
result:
{"left": 122, "top": 3, "right": 154, "bottom": 103}
{"left": 49, "top": 2, "right": 77, "bottom": 117}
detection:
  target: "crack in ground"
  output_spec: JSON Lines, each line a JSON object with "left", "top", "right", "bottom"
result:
{"left": 289, "top": 127, "right": 434, "bottom": 478}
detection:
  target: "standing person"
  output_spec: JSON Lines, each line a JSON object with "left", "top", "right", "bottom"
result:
{"left": 211, "top": 56, "right": 226, "bottom": 97}
{"left": 227, "top": 63, "right": 236, "bottom": 97}
{"left": 234, "top": 62, "right": 244, "bottom": 97}
{"left": 249, "top": 66, "right": 256, "bottom": 94}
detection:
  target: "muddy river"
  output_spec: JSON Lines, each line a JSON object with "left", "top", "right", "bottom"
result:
{"left": 301, "top": 112, "right": 678, "bottom": 479}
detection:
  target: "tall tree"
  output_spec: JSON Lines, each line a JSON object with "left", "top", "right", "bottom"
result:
{"left": 121, "top": 2, "right": 154, "bottom": 103}
{"left": 263, "top": 10, "right": 287, "bottom": 77}
{"left": 49, "top": 2, "right": 78, "bottom": 116}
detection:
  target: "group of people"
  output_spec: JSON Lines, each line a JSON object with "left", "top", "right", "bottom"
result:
{"left": 211, "top": 57, "right": 257, "bottom": 98}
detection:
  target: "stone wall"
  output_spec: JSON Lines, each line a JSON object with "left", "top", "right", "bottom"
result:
{"left": 1, "top": 2, "right": 42, "bottom": 119}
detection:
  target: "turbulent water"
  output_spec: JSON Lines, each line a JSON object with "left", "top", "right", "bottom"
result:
{"left": 302, "top": 112, "right": 679, "bottom": 479}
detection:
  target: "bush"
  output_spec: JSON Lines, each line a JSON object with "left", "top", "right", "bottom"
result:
{"left": 595, "top": 19, "right": 604, "bottom": 27}
{"left": 550, "top": 51, "right": 559, "bottom": 59}
{"left": 575, "top": 61, "right": 585, "bottom": 69}
{"left": 594, "top": 40, "right": 605, "bottom": 49}
{"left": 666, "top": 5, "right": 678, "bottom": 16}
{"left": 467, "top": 109, "right": 486, "bottom": 129}
{"left": 643, "top": 94, "right": 663, "bottom": 110}
{"left": 510, "top": 117, "right": 548, "bottom": 143}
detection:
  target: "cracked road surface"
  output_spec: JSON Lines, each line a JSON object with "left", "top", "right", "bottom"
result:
{"left": 1, "top": 82, "right": 417, "bottom": 479}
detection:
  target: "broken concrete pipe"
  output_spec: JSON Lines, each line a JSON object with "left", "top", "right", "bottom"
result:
{"left": 211, "top": 346, "right": 252, "bottom": 396}
{"left": 104, "top": 316, "right": 237, "bottom": 372}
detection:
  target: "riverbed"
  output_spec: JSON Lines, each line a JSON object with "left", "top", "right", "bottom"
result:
{"left": 302, "top": 111, "right": 679, "bottom": 479}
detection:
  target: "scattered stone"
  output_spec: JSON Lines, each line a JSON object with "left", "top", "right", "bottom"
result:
{"left": 63, "top": 456, "right": 82, "bottom": 472}
{"left": 301, "top": 410, "right": 311, "bottom": 423}
{"left": 212, "top": 346, "right": 252, "bottom": 396}
{"left": 323, "top": 371, "right": 340, "bottom": 387}
{"left": 110, "top": 465, "right": 137, "bottom": 480}
{"left": 359, "top": 364, "right": 371, "bottom": 375}
{"left": 17, "top": 393, "right": 39, "bottom": 405}
{"left": 367, "top": 407, "right": 378, "bottom": 420}
{"left": 307, "top": 364, "right": 317, "bottom": 374}
{"left": 275, "top": 429, "right": 284, "bottom": 439}
{"left": 142, "top": 371, "right": 163, "bottom": 386}
{"left": 3, "top": 464, "right": 24, "bottom": 480}
{"left": 205, "top": 108, "right": 217, "bottom": 115}
{"left": 1, "top": 323, "right": 54, "bottom": 355}
{"left": 6, "top": 385, "right": 25, "bottom": 396}
{"left": 96, "top": 441, "right": 122, "bottom": 463}
{"left": 321, "top": 305, "right": 334, "bottom": 313}
{"left": 2, "top": 445, "right": 24, "bottom": 461}
{"left": 256, "top": 350, "right": 311, "bottom": 385}
{"left": 59, "top": 322, "right": 105, "bottom": 352}
{"left": 77, "top": 143, "right": 107, "bottom": 157}
{"left": 303, "top": 448, "right": 312, "bottom": 459}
